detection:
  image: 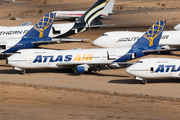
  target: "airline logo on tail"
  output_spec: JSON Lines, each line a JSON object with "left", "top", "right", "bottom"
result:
{"left": 143, "top": 20, "right": 166, "bottom": 46}
{"left": 33, "top": 13, "right": 56, "bottom": 38}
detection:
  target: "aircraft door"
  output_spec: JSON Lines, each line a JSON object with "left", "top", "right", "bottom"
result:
{"left": 28, "top": 56, "right": 33, "bottom": 65}
{"left": 0, "top": 45, "right": 6, "bottom": 53}
{"left": 150, "top": 67, "right": 153, "bottom": 73}
{"left": 107, "top": 50, "right": 117, "bottom": 60}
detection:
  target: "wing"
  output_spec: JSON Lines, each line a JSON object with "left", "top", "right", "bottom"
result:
{"left": 32, "top": 38, "right": 89, "bottom": 44}
{"left": 56, "top": 62, "right": 134, "bottom": 73}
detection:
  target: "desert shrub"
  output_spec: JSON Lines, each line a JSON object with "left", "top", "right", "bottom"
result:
{"left": 162, "top": 4, "right": 166, "bottom": 7}
{"left": 39, "top": 9, "right": 43, "bottom": 13}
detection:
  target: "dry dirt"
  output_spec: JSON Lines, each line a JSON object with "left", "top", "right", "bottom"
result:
{"left": 1, "top": 0, "right": 180, "bottom": 120}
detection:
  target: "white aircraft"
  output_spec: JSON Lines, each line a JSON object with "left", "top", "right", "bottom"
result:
{"left": 126, "top": 58, "right": 180, "bottom": 84}
{"left": 52, "top": 0, "right": 115, "bottom": 20}
{"left": 0, "top": 0, "right": 106, "bottom": 40}
{"left": 7, "top": 20, "right": 167, "bottom": 74}
{"left": 0, "top": 0, "right": 107, "bottom": 56}
{"left": 92, "top": 30, "right": 180, "bottom": 51}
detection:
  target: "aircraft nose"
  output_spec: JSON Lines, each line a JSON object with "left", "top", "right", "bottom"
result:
{"left": 125, "top": 66, "right": 131, "bottom": 75}
{"left": 92, "top": 37, "right": 105, "bottom": 47}
{"left": 126, "top": 65, "right": 136, "bottom": 76}
{"left": 7, "top": 55, "right": 13, "bottom": 66}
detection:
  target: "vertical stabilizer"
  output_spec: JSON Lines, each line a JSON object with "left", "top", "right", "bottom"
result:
{"left": 102, "top": 0, "right": 115, "bottom": 16}
{"left": 23, "top": 13, "right": 56, "bottom": 38}
{"left": 76, "top": 0, "right": 106, "bottom": 26}
{"left": 132, "top": 20, "right": 166, "bottom": 48}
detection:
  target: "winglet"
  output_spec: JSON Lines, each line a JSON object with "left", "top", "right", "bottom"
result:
{"left": 23, "top": 13, "right": 56, "bottom": 38}
{"left": 132, "top": 20, "right": 166, "bottom": 48}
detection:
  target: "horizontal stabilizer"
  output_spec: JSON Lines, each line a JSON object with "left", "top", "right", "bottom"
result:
{"left": 32, "top": 38, "right": 89, "bottom": 44}
{"left": 142, "top": 48, "right": 177, "bottom": 53}
{"left": 174, "top": 23, "right": 180, "bottom": 30}
{"left": 85, "top": 24, "right": 115, "bottom": 28}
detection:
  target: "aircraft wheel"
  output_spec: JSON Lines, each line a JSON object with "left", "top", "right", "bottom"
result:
{"left": 21, "top": 69, "right": 26, "bottom": 75}
{"left": 142, "top": 79, "right": 147, "bottom": 85}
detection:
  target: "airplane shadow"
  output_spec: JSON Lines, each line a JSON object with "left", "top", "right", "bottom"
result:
{"left": 0, "top": 68, "right": 130, "bottom": 78}
{"left": 67, "top": 72, "right": 130, "bottom": 77}
{"left": 0, "top": 69, "right": 73, "bottom": 75}
{"left": 109, "top": 78, "right": 180, "bottom": 84}
{"left": 0, "top": 65, "right": 11, "bottom": 67}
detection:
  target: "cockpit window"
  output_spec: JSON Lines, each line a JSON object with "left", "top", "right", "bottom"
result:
{"left": 102, "top": 34, "right": 108, "bottom": 36}
{"left": 0, "top": 45, "right": 6, "bottom": 50}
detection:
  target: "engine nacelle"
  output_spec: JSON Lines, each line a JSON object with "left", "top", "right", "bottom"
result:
{"left": 74, "top": 64, "right": 89, "bottom": 74}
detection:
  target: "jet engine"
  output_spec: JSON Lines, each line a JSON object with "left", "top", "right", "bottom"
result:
{"left": 74, "top": 64, "right": 89, "bottom": 74}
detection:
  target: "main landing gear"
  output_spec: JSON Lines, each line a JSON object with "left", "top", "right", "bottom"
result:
{"left": 141, "top": 79, "right": 147, "bottom": 85}
{"left": 21, "top": 69, "right": 26, "bottom": 75}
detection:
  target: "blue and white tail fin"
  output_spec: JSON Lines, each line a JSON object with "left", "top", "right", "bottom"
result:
{"left": 102, "top": 0, "right": 115, "bottom": 16}
{"left": 23, "top": 13, "right": 56, "bottom": 38}
{"left": 76, "top": 0, "right": 106, "bottom": 26}
{"left": 132, "top": 20, "right": 166, "bottom": 48}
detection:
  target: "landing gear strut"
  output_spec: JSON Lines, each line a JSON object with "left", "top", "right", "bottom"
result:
{"left": 142, "top": 79, "right": 147, "bottom": 85}
{"left": 21, "top": 69, "right": 26, "bottom": 75}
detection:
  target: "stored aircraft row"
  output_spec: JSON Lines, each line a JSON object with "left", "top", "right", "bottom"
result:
{"left": 1, "top": 0, "right": 179, "bottom": 84}
{"left": 126, "top": 58, "right": 180, "bottom": 84}
{"left": 7, "top": 20, "right": 167, "bottom": 74}
{"left": 0, "top": 0, "right": 107, "bottom": 55}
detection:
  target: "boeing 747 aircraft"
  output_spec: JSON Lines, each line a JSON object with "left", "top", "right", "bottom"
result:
{"left": 93, "top": 30, "right": 180, "bottom": 52}
{"left": 126, "top": 58, "right": 180, "bottom": 84}
{"left": 7, "top": 20, "right": 167, "bottom": 74}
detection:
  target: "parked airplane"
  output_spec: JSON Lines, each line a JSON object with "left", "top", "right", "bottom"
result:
{"left": 53, "top": 0, "right": 115, "bottom": 20}
{"left": 126, "top": 58, "right": 180, "bottom": 84}
{"left": 0, "top": 12, "right": 56, "bottom": 55}
{"left": 7, "top": 20, "right": 167, "bottom": 74}
{"left": 92, "top": 30, "right": 179, "bottom": 51}
{"left": 0, "top": 0, "right": 106, "bottom": 39}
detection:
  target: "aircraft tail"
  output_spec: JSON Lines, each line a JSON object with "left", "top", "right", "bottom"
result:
{"left": 102, "top": 0, "right": 115, "bottom": 16}
{"left": 132, "top": 20, "right": 166, "bottom": 48}
{"left": 23, "top": 13, "right": 56, "bottom": 38}
{"left": 76, "top": 0, "right": 106, "bottom": 26}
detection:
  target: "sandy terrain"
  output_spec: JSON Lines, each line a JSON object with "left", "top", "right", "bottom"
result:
{"left": 1, "top": 0, "right": 180, "bottom": 119}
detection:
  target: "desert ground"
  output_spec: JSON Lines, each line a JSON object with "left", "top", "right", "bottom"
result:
{"left": 1, "top": 0, "right": 180, "bottom": 120}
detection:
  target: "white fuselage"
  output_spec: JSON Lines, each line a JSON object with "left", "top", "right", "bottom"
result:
{"left": 126, "top": 58, "right": 180, "bottom": 79}
{"left": 93, "top": 31, "right": 180, "bottom": 49}
{"left": 0, "top": 23, "right": 75, "bottom": 39}
{"left": 0, "top": 38, "right": 20, "bottom": 53}
{"left": 53, "top": 11, "right": 107, "bottom": 19}
{"left": 7, "top": 47, "right": 130, "bottom": 69}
